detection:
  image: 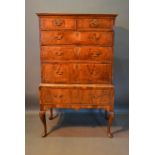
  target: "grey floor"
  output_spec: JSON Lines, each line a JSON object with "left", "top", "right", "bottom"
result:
{"left": 26, "top": 110, "right": 129, "bottom": 155}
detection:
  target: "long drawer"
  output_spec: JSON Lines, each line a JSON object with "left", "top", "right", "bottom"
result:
{"left": 41, "top": 31, "right": 113, "bottom": 46}
{"left": 41, "top": 46, "right": 113, "bottom": 62}
{"left": 39, "top": 84, "right": 114, "bottom": 105}
{"left": 41, "top": 63, "right": 112, "bottom": 84}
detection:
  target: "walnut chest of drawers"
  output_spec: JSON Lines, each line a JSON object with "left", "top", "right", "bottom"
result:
{"left": 37, "top": 13, "right": 117, "bottom": 138}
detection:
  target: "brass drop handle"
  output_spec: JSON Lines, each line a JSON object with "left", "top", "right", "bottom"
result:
{"left": 55, "top": 50, "right": 63, "bottom": 56}
{"left": 56, "top": 71, "right": 63, "bottom": 75}
{"left": 55, "top": 64, "right": 63, "bottom": 75}
{"left": 91, "top": 51, "right": 101, "bottom": 57}
{"left": 54, "top": 94, "right": 63, "bottom": 98}
{"left": 87, "top": 64, "right": 96, "bottom": 75}
{"left": 54, "top": 33, "right": 63, "bottom": 40}
{"left": 90, "top": 19, "right": 99, "bottom": 28}
{"left": 89, "top": 33, "right": 100, "bottom": 41}
{"left": 54, "top": 19, "right": 64, "bottom": 26}
{"left": 92, "top": 95, "right": 102, "bottom": 99}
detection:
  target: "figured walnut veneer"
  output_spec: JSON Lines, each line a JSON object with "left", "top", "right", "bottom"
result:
{"left": 37, "top": 13, "right": 117, "bottom": 138}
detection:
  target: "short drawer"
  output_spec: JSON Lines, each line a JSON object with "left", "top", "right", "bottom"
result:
{"left": 39, "top": 85, "right": 114, "bottom": 106}
{"left": 40, "top": 17, "right": 76, "bottom": 30}
{"left": 77, "top": 18, "right": 114, "bottom": 30}
{"left": 41, "top": 63, "right": 112, "bottom": 84}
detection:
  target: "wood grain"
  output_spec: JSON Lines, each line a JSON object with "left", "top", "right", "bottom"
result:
{"left": 40, "top": 17, "right": 76, "bottom": 30}
{"left": 41, "top": 31, "right": 113, "bottom": 46}
{"left": 41, "top": 46, "right": 113, "bottom": 62}
{"left": 41, "top": 63, "right": 112, "bottom": 84}
{"left": 38, "top": 13, "right": 117, "bottom": 138}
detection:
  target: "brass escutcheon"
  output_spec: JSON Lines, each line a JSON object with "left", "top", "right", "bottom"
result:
{"left": 54, "top": 19, "right": 64, "bottom": 26}
{"left": 90, "top": 19, "right": 99, "bottom": 28}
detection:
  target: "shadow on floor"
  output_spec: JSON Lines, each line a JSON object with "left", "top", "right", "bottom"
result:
{"left": 47, "top": 110, "right": 129, "bottom": 137}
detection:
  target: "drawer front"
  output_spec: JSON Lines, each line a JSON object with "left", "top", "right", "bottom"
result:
{"left": 41, "top": 46, "right": 77, "bottom": 61}
{"left": 41, "top": 31, "right": 113, "bottom": 45}
{"left": 78, "top": 31, "right": 113, "bottom": 45}
{"left": 81, "top": 88, "right": 114, "bottom": 105}
{"left": 40, "top": 17, "right": 76, "bottom": 30}
{"left": 77, "top": 18, "right": 114, "bottom": 30}
{"left": 41, "top": 46, "right": 112, "bottom": 62}
{"left": 42, "top": 63, "right": 71, "bottom": 83}
{"left": 40, "top": 86, "right": 114, "bottom": 105}
{"left": 41, "top": 31, "right": 76, "bottom": 45}
{"left": 79, "top": 46, "right": 113, "bottom": 62}
{"left": 41, "top": 88, "right": 71, "bottom": 104}
{"left": 78, "top": 64, "right": 112, "bottom": 84}
{"left": 42, "top": 63, "right": 112, "bottom": 84}
{"left": 40, "top": 87, "right": 80, "bottom": 105}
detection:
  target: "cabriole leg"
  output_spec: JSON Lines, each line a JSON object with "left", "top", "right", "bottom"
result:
{"left": 104, "top": 110, "right": 108, "bottom": 120}
{"left": 39, "top": 111, "right": 47, "bottom": 137}
{"left": 107, "top": 111, "right": 114, "bottom": 138}
{"left": 49, "top": 108, "right": 53, "bottom": 120}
